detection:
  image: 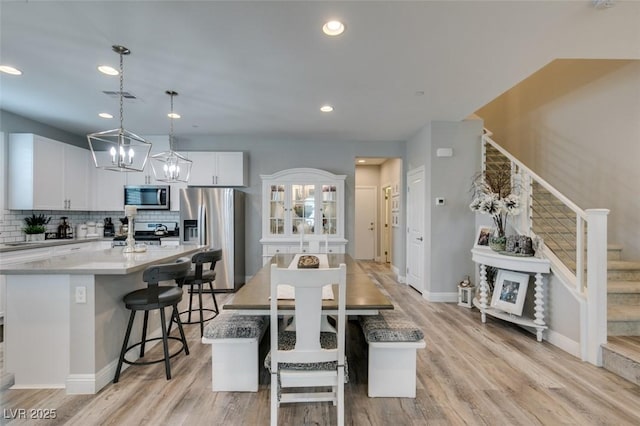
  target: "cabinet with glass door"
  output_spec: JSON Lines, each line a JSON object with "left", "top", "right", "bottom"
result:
{"left": 261, "top": 168, "right": 346, "bottom": 263}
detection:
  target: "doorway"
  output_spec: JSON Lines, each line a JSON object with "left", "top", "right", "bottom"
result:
{"left": 406, "top": 167, "right": 425, "bottom": 293}
{"left": 355, "top": 186, "right": 377, "bottom": 260}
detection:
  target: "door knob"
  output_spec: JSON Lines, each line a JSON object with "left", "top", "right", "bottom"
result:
{"left": 417, "top": 237, "right": 423, "bottom": 241}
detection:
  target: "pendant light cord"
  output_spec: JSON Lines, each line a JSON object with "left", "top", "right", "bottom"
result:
{"left": 169, "top": 92, "right": 175, "bottom": 151}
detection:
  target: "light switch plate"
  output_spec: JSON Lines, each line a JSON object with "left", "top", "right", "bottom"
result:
{"left": 75, "top": 286, "right": 87, "bottom": 304}
{"left": 435, "top": 197, "right": 445, "bottom": 206}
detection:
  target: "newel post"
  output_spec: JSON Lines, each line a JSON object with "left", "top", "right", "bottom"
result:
{"left": 585, "top": 208, "right": 609, "bottom": 366}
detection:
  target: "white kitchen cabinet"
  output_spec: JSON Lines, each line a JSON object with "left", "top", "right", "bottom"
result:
{"left": 9, "top": 134, "right": 90, "bottom": 211}
{"left": 90, "top": 153, "right": 126, "bottom": 211}
{"left": 187, "top": 151, "right": 248, "bottom": 186}
{"left": 260, "top": 168, "right": 347, "bottom": 263}
{"left": 64, "top": 143, "right": 91, "bottom": 210}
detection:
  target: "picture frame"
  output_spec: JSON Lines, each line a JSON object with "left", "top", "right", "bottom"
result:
{"left": 490, "top": 270, "right": 529, "bottom": 316}
{"left": 475, "top": 226, "right": 492, "bottom": 247}
{"left": 392, "top": 182, "right": 400, "bottom": 196}
{"left": 391, "top": 212, "right": 399, "bottom": 228}
{"left": 391, "top": 195, "right": 400, "bottom": 212}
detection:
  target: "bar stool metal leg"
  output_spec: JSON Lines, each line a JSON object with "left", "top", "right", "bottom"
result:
{"left": 114, "top": 310, "right": 136, "bottom": 384}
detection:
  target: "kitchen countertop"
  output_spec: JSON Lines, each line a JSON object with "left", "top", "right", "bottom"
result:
{"left": 0, "top": 237, "right": 109, "bottom": 253}
{"left": 0, "top": 244, "right": 203, "bottom": 275}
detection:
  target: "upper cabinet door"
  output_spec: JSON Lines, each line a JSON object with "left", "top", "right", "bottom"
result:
{"left": 90, "top": 155, "right": 126, "bottom": 211}
{"left": 63, "top": 144, "right": 90, "bottom": 210}
{"left": 187, "top": 152, "right": 248, "bottom": 186}
{"left": 215, "top": 152, "right": 248, "bottom": 186}
{"left": 9, "top": 134, "right": 65, "bottom": 210}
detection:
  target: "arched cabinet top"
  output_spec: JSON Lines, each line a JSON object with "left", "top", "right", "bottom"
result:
{"left": 261, "top": 168, "right": 346, "bottom": 182}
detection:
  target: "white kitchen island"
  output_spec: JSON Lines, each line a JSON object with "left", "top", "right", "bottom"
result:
{"left": 0, "top": 244, "right": 203, "bottom": 394}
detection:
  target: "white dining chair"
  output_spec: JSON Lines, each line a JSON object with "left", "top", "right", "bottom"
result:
{"left": 267, "top": 263, "right": 347, "bottom": 426}
{"left": 299, "top": 233, "right": 329, "bottom": 253}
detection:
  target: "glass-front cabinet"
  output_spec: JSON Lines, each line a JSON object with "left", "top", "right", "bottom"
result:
{"left": 261, "top": 168, "right": 346, "bottom": 263}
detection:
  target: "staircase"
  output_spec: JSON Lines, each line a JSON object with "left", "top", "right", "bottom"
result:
{"left": 485, "top": 141, "right": 640, "bottom": 385}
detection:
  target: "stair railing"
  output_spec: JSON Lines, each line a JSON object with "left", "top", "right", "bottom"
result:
{"left": 482, "top": 130, "right": 609, "bottom": 365}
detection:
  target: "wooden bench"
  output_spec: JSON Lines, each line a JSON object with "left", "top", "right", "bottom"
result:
{"left": 359, "top": 311, "right": 426, "bottom": 398}
{"left": 202, "top": 313, "right": 268, "bottom": 392}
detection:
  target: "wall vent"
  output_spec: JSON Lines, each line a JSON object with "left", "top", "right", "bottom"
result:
{"left": 102, "top": 90, "right": 137, "bottom": 99}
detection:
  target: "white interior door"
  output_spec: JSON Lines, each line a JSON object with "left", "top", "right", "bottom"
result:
{"left": 355, "top": 186, "right": 377, "bottom": 260}
{"left": 406, "top": 168, "right": 425, "bottom": 293}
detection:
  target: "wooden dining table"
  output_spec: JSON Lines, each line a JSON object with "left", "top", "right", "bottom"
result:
{"left": 224, "top": 253, "right": 394, "bottom": 315}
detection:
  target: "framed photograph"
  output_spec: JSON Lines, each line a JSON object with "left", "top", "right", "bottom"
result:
{"left": 391, "top": 212, "right": 399, "bottom": 228}
{"left": 391, "top": 195, "right": 400, "bottom": 212}
{"left": 392, "top": 182, "right": 400, "bottom": 196}
{"left": 490, "top": 270, "right": 529, "bottom": 316}
{"left": 475, "top": 226, "right": 492, "bottom": 247}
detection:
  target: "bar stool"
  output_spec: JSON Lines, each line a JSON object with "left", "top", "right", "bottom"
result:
{"left": 113, "top": 258, "right": 191, "bottom": 383}
{"left": 172, "top": 249, "right": 222, "bottom": 337}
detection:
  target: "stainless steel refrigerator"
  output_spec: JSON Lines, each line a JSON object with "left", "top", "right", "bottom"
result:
{"left": 180, "top": 188, "right": 245, "bottom": 292}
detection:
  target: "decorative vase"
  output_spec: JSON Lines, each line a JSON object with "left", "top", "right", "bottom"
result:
{"left": 489, "top": 235, "right": 506, "bottom": 252}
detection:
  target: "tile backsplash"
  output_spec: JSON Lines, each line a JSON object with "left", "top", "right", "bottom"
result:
{"left": 0, "top": 209, "right": 179, "bottom": 243}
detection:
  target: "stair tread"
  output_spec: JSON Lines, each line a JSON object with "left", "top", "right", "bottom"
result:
{"left": 608, "top": 305, "right": 640, "bottom": 321}
{"left": 608, "top": 281, "right": 640, "bottom": 293}
{"left": 608, "top": 260, "right": 640, "bottom": 270}
{"left": 603, "top": 336, "right": 640, "bottom": 363}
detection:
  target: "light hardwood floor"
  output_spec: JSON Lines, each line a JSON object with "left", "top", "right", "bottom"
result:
{"left": 2, "top": 261, "right": 640, "bottom": 425}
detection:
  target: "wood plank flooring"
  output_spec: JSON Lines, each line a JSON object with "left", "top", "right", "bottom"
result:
{"left": 2, "top": 261, "right": 640, "bottom": 425}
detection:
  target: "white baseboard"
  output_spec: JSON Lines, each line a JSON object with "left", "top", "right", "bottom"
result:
{"left": 546, "top": 329, "right": 581, "bottom": 359}
{"left": 65, "top": 326, "right": 165, "bottom": 394}
{"left": 424, "top": 291, "right": 458, "bottom": 303}
{"left": 390, "top": 265, "right": 406, "bottom": 283}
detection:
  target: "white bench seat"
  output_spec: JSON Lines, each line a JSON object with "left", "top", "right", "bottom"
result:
{"left": 359, "top": 312, "right": 426, "bottom": 398}
{"left": 202, "top": 313, "right": 268, "bottom": 392}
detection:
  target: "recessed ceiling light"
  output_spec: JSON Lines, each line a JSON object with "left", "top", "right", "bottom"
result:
{"left": 0, "top": 65, "right": 22, "bottom": 75}
{"left": 358, "top": 159, "right": 366, "bottom": 164}
{"left": 168, "top": 112, "right": 181, "bottom": 119}
{"left": 98, "top": 65, "right": 119, "bottom": 75}
{"left": 98, "top": 112, "right": 113, "bottom": 119}
{"left": 320, "top": 105, "right": 334, "bottom": 113}
{"left": 323, "top": 20, "right": 345, "bottom": 36}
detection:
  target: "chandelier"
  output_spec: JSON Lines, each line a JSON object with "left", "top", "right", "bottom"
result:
{"left": 150, "top": 90, "right": 192, "bottom": 183}
{"left": 87, "top": 45, "right": 151, "bottom": 172}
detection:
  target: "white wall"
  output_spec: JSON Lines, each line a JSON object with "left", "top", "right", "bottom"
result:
{"left": 478, "top": 59, "right": 640, "bottom": 260}
{"left": 406, "top": 119, "right": 481, "bottom": 300}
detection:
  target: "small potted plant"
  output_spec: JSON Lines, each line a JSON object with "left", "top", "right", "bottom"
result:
{"left": 23, "top": 213, "right": 51, "bottom": 242}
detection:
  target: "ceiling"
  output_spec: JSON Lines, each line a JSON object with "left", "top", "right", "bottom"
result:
{"left": 1, "top": 1, "right": 638, "bottom": 145}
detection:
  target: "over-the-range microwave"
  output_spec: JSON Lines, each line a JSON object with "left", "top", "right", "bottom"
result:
{"left": 123, "top": 185, "right": 170, "bottom": 210}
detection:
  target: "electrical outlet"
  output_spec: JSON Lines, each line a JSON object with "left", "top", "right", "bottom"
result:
{"left": 75, "top": 286, "right": 87, "bottom": 304}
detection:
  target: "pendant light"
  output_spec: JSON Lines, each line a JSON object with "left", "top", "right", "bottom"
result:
{"left": 87, "top": 45, "right": 151, "bottom": 172}
{"left": 150, "top": 90, "right": 192, "bottom": 183}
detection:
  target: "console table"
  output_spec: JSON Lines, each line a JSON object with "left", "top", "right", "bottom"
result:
{"left": 471, "top": 246, "right": 551, "bottom": 341}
